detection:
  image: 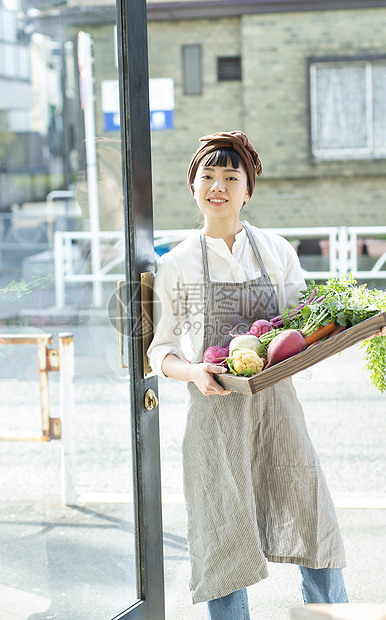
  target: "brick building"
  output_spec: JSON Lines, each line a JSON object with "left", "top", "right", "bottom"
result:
{"left": 146, "top": 0, "right": 386, "bottom": 230}
{"left": 28, "top": 0, "right": 386, "bottom": 231}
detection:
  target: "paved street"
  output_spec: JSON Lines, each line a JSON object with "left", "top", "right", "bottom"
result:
{"left": 0, "top": 330, "right": 385, "bottom": 619}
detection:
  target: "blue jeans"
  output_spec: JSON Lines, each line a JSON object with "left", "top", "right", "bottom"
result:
{"left": 206, "top": 566, "right": 348, "bottom": 619}
{"left": 207, "top": 587, "right": 250, "bottom": 620}
{"left": 299, "top": 566, "right": 348, "bottom": 605}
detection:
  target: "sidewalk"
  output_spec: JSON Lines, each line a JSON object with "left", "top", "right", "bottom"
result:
{"left": 0, "top": 498, "right": 383, "bottom": 620}
{"left": 0, "top": 344, "right": 384, "bottom": 619}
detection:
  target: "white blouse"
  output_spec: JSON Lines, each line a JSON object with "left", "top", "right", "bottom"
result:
{"left": 147, "top": 221, "right": 306, "bottom": 376}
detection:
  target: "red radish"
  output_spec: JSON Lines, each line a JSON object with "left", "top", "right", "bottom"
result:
{"left": 249, "top": 319, "right": 272, "bottom": 338}
{"left": 265, "top": 329, "right": 306, "bottom": 368}
{"left": 202, "top": 345, "right": 229, "bottom": 364}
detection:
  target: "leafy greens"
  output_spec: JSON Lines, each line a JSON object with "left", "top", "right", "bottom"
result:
{"left": 280, "top": 275, "right": 386, "bottom": 392}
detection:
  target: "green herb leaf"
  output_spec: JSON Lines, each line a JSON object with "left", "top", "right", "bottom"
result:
{"left": 226, "top": 356, "right": 238, "bottom": 376}
{"left": 361, "top": 335, "right": 386, "bottom": 393}
{"left": 240, "top": 368, "right": 254, "bottom": 377}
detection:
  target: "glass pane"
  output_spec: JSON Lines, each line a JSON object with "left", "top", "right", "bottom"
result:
{"left": 0, "top": 1, "right": 137, "bottom": 618}
{"left": 315, "top": 64, "right": 367, "bottom": 150}
{"left": 372, "top": 63, "right": 386, "bottom": 149}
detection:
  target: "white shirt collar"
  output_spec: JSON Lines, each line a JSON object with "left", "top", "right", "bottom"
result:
{"left": 194, "top": 224, "right": 247, "bottom": 252}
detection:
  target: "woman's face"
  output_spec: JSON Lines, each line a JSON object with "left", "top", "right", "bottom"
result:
{"left": 192, "top": 161, "right": 250, "bottom": 221}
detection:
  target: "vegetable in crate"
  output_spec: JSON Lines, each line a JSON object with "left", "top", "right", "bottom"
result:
{"left": 266, "top": 329, "right": 306, "bottom": 368}
{"left": 272, "top": 274, "right": 386, "bottom": 392}
{"left": 248, "top": 319, "right": 272, "bottom": 337}
{"left": 300, "top": 275, "right": 386, "bottom": 391}
{"left": 228, "top": 334, "right": 265, "bottom": 357}
{"left": 227, "top": 348, "right": 265, "bottom": 377}
{"left": 293, "top": 275, "right": 381, "bottom": 330}
{"left": 202, "top": 345, "right": 230, "bottom": 365}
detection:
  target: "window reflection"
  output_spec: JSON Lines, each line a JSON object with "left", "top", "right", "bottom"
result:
{"left": 0, "top": 1, "right": 137, "bottom": 617}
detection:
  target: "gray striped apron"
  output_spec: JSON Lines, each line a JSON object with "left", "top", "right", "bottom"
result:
{"left": 182, "top": 222, "right": 346, "bottom": 604}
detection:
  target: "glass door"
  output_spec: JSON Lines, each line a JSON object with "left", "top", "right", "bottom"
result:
{"left": 0, "top": 0, "right": 164, "bottom": 618}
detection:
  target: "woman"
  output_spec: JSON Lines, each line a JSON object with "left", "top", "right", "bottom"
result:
{"left": 148, "top": 131, "right": 348, "bottom": 619}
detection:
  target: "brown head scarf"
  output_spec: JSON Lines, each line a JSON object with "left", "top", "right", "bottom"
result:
{"left": 187, "top": 130, "right": 262, "bottom": 197}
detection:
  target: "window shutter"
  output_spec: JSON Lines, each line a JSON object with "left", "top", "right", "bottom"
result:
{"left": 217, "top": 56, "right": 242, "bottom": 81}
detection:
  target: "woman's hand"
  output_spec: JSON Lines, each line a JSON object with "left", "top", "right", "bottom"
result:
{"left": 370, "top": 326, "right": 386, "bottom": 338}
{"left": 188, "top": 363, "right": 231, "bottom": 396}
{"left": 161, "top": 354, "right": 231, "bottom": 396}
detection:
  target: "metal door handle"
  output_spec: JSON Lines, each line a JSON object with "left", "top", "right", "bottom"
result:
{"left": 140, "top": 271, "right": 154, "bottom": 378}
{"left": 116, "top": 274, "right": 154, "bottom": 375}
{"left": 144, "top": 389, "right": 159, "bottom": 411}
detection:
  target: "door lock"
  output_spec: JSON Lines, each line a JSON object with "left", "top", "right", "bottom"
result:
{"left": 144, "top": 389, "right": 159, "bottom": 411}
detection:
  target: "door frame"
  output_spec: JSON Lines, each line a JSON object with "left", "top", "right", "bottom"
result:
{"left": 115, "top": 0, "right": 165, "bottom": 617}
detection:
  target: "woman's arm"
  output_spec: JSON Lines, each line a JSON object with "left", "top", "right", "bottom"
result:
{"left": 148, "top": 256, "right": 230, "bottom": 395}
{"left": 161, "top": 354, "right": 231, "bottom": 396}
{"left": 147, "top": 258, "right": 187, "bottom": 376}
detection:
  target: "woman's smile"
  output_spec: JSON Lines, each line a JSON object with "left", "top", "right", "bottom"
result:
{"left": 207, "top": 196, "right": 228, "bottom": 206}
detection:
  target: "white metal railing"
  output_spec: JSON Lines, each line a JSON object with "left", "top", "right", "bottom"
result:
{"left": 269, "top": 226, "right": 386, "bottom": 280}
{"left": 155, "top": 225, "right": 386, "bottom": 279}
{"left": 54, "top": 230, "right": 125, "bottom": 308}
{"left": 46, "top": 190, "right": 77, "bottom": 249}
{"left": 154, "top": 226, "right": 386, "bottom": 282}
{"left": 54, "top": 226, "right": 386, "bottom": 308}
{"left": 265, "top": 226, "right": 340, "bottom": 280}
{"left": 54, "top": 229, "right": 190, "bottom": 308}
{"left": 347, "top": 226, "right": 386, "bottom": 279}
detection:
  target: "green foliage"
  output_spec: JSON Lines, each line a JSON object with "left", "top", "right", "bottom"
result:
{"left": 361, "top": 336, "right": 386, "bottom": 393}
{"left": 298, "top": 274, "right": 384, "bottom": 327}
{"left": 226, "top": 355, "right": 238, "bottom": 376}
{"left": 0, "top": 274, "right": 55, "bottom": 300}
{"left": 297, "top": 275, "right": 386, "bottom": 392}
{"left": 0, "top": 274, "right": 55, "bottom": 357}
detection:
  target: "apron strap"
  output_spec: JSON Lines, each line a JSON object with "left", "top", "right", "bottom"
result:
{"left": 200, "top": 232, "right": 211, "bottom": 283}
{"left": 242, "top": 221, "right": 271, "bottom": 284}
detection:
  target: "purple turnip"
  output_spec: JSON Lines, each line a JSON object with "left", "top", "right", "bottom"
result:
{"left": 249, "top": 319, "right": 272, "bottom": 338}
{"left": 202, "top": 345, "right": 229, "bottom": 364}
{"left": 265, "top": 329, "right": 306, "bottom": 368}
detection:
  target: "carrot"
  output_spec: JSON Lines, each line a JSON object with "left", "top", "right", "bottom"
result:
{"left": 327, "top": 324, "right": 346, "bottom": 339}
{"left": 304, "top": 322, "right": 336, "bottom": 346}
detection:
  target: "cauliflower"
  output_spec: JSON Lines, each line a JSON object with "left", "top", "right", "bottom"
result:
{"left": 230, "top": 348, "right": 265, "bottom": 377}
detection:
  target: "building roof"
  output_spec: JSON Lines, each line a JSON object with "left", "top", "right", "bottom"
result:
{"left": 147, "top": 0, "right": 386, "bottom": 21}
{"left": 26, "top": 0, "right": 386, "bottom": 32}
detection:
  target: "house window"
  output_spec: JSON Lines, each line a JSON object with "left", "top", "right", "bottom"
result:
{"left": 217, "top": 56, "right": 242, "bottom": 82}
{"left": 182, "top": 45, "right": 202, "bottom": 95}
{"left": 310, "top": 59, "right": 386, "bottom": 160}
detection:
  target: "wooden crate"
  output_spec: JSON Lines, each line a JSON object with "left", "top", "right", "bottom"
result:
{"left": 214, "top": 312, "right": 386, "bottom": 395}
